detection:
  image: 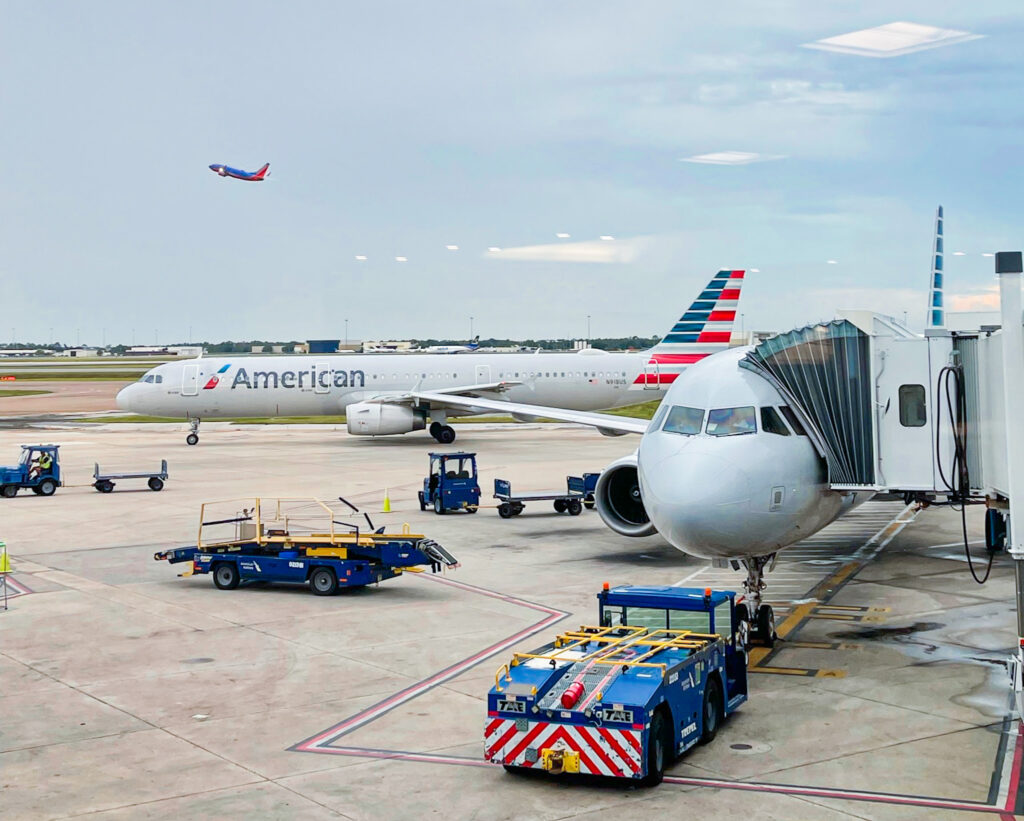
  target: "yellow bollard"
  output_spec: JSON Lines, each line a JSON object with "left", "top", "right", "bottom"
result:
{"left": 382, "top": 489, "right": 392, "bottom": 513}
{"left": 0, "top": 541, "right": 10, "bottom": 573}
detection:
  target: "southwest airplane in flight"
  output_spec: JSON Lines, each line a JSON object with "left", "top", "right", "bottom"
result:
{"left": 208, "top": 162, "right": 270, "bottom": 181}
{"left": 116, "top": 269, "right": 746, "bottom": 445}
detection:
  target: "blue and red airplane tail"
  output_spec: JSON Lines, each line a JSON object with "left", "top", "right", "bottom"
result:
{"left": 253, "top": 163, "right": 270, "bottom": 180}
{"left": 630, "top": 269, "right": 746, "bottom": 389}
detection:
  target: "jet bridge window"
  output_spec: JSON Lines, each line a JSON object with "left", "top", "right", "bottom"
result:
{"left": 760, "top": 407, "right": 791, "bottom": 436}
{"left": 662, "top": 405, "right": 704, "bottom": 436}
{"left": 899, "top": 384, "right": 927, "bottom": 427}
{"left": 706, "top": 406, "right": 756, "bottom": 437}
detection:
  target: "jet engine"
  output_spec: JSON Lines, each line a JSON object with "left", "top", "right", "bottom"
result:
{"left": 346, "top": 402, "right": 426, "bottom": 436}
{"left": 594, "top": 453, "right": 657, "bottom": 537}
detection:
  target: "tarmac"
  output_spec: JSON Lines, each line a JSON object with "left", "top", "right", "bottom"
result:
{"left": 0, "top": 423, "right": 1021, "bottom": 820}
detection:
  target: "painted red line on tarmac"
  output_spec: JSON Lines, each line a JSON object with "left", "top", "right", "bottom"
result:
{"left": 2, "top": 576, "right": 32, "bottom": 595}
{"left": 293, "top": 574, "right": 568, "bottom": 753}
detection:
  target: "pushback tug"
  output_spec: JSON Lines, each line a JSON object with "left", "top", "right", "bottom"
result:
{"left": 486, "top": 585, "right": 748, "bottom": 784}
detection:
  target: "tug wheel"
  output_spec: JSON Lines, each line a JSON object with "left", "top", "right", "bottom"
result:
{"left": 701, "top": 675, "right": 723, "bottom": 744}
{"left": 1, "top": 485, "right": 18, "bottom": 498}
{"left": 642, "top": 710, "right": 669, "bottom": 786}
{"left": 37, "top": 479, "right": 57, "bottom": 496}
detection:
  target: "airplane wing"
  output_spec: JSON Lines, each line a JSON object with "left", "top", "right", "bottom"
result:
{"left": 409, "top": 390, "right": 650, "bottom": 435}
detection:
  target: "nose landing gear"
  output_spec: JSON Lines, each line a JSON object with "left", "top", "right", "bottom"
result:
{"left": 186, "top": 418, "right": 200, "bottom": 446}
{"left": 741, "top": 554, "right": 778, "bottom": 648}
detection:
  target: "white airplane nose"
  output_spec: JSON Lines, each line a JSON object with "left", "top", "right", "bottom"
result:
{"left": 639, "top": 448, "right": 756, "bottom": 559}
{"left": 115, "top": 383, "right": 141, "bottom": 412}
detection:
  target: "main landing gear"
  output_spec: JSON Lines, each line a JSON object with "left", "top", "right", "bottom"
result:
{"left": 739, "top": 554, "right": 778, "bottom": 648}
{"left": 429, "top": 421, "right": 456, "bottom": 445}
{"left": 186, "top": 418, "right": 200, "bottom": 446}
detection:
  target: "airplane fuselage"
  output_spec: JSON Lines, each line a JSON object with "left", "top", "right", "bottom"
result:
{"left": 116, "top": 351, "right": 664, "bottom": 419}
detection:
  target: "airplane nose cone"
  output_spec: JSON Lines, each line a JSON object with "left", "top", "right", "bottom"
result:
{"left": 116, "top": 383, "right": 140, "bottom": 412}
{"left": 639, "top": 447, "right": 756, "bottom": 559}
{"left": 209, "top": 164, "right": 219, "bottom": 171}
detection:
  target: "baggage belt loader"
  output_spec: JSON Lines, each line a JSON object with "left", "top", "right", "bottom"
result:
{"left": 485, "top": 585, "right": 748, "bottom": 784}
{"left": 155, "top": 497, "right": 459, "bottom": 595}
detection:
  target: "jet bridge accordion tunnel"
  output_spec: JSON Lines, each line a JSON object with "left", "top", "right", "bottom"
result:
{"left": 739, "top": 313, "right": 998, "bottom": 500}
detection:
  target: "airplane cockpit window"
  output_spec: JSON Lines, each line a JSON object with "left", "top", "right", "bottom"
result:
{"left": 779, "top": 405, "right": 807, "bottom": 436}
{"left": 142, "top": 375, "right": 155, "bottom": 383}
{"left": 662, "top": 405, "right": 704, "bottom": 436}
{"left": 155, "top": 375, "right": 163, "bottom": 384}
{"left": 647, "top": 402, "right": 670, "bottom": 433}
{"left": 761, "top": 407, "right": 791, "bottom": 436}
{"left": 706, "top": 406, "right": 756, "bottom": 436}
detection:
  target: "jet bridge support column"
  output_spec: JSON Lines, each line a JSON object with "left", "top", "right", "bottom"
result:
{"left": 996, "top": 251, "right": 1024, "bottom": 718}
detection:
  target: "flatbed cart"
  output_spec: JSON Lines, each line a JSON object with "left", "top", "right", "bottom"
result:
{"left": 154, "top": 497, "right": 459, "bottom": 595}
{"left": 494, "top": 475, "right": 591, "bottom": 518}
{"left": 93, "top": 460, "right": 168, "bottom": 493}
{"left": 485, "top": 584, "right": 748, "bottom": 785}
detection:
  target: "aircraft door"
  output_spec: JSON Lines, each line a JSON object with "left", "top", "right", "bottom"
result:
{"left": 475, "top": 364, "right": 491, "bottom": 384}
{"left": 641, "top": 360, "right": 660, "bottom": 390}
{"left": 182, "top": 363, "right": 199, "bottom": 396}
{"left": 313, "top": 361, "right": 331, "bottom": 394}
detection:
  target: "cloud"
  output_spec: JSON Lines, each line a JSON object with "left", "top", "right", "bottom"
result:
{"left": 484, "top": 237, "right": 647, "bottom": 263}
{"left": 681, "top": 151, "right": 786, "bottom": 165}
{"left": 948, "top": 285, "right": 1000, "bottom": 311}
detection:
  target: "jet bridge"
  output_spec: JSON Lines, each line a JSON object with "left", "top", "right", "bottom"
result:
{"left": 740, "top": 312, "right": 962, "bottom": 495}
{"left": 742, "top": 256, "right": 1024, "bottom": 715}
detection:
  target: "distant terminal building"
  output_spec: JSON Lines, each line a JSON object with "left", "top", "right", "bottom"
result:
{"left": 125, "top": 346, "right": 203, "bottom": 357}
{"left": 307, "top": 339, "right": 341, "bottom": 354}
{"left": 362, "top": 340, "right": 414, "bottom": 353}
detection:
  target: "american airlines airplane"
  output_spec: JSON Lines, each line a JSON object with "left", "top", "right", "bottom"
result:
{"left": 116, "top": 270, "right": 746, "bottom": 446}
{"left": 421, "top": 344, "right": 869, "bottom": 648}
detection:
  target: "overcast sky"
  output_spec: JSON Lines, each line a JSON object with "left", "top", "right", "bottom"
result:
{"left": 2, "top": 2, "right": 1022, "bottom": 345}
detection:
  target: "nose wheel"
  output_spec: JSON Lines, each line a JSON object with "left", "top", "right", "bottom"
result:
{"left": 186, "top": 418, "right": 200, "bottom": 446}
{"left": 741, "top": 554, "right": 778, "bottom": 648}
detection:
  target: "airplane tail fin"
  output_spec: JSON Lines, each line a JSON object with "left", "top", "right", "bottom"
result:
{"left": 632, "top": 269, "right": 746, "bottom": 389}
{"left": 468, "top": 335, "right": 480, "bottom": 349}
{"left": 254, "top": 163, "right": 270, "bottom": 180}
{"left": 927, "top": 205, "right": 944, "bottom": 328}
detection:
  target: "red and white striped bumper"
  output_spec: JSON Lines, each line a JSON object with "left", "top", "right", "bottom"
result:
{"left": 484, "top": 717, "right": 643, "bottom": 778}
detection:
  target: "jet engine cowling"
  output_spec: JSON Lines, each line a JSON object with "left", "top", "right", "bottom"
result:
{"left": 594, "top": 452, "right": 657, "bottom": 537}
{"left": 346, "top": 402, "right": 426, "bottom": 436}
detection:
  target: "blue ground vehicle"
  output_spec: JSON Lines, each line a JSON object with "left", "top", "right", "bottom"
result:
{"left": 156, "top": 497, "right": 459, "bottom": 595}
{"left": 0, "top": 445, "right": 62, "bottom": 498}
{"left": 485, "top": 585, "right": 748, "bottom": 784}
{"left": 419, "top": 452, "right": 480, "bottom": 514}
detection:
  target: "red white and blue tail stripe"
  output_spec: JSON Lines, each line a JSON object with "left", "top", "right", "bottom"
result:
{"left": 631, "top": 269, "right": 745, "bottom": 389}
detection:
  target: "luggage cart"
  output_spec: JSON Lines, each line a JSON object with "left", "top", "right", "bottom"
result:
{"left": 93, "top": 460, "right": 168, "bottom": 493}
{"left": 493, "top": 476, "right": 588, "bottom": 518}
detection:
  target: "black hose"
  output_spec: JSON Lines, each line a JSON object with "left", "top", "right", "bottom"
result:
{"left": 935, "top": 363, "right": 992, "bottom": 584}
